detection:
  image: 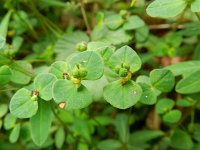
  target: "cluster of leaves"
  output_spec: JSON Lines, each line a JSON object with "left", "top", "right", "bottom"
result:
{"left": 1, "top": 0, "right": 200, "bottom": 149}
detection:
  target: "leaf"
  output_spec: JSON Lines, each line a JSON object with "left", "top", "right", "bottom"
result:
{"left": 54, "top": 31, "right": 89, "bottom": 60}
{"left": 103, "top": 80, "right": 142, "bottom": 109}
{"left": 191, "top": 0, "right": 200, "bottom": 12}
{"left": 3, "top": 113, "right": 16, "bottom": 130}
{"left": 130, "top": 130, "right": 164, "bottom": 144}
{"left": 0, "top": 65, "right": 12, "bottom": 86}
{"left": 30, "top": 100, "right": 52, "bottom": 146}
{"left": 9, "top": 124, "right": 20, "bottom": 143}
{"left": 150, "top": 69, "right": 175, "bottom": 92}
{"left": 115, "top": 114, "right": 129, "bottom": 143}
{"left": 55, "top": 127, "right": 65, "bottom": 149}
{"left": 135, "top": 25, "right": 149, "bottom": 42}
{"left": 146, "top": 0, "right": 187, "bottom": 18}
{"left": 108, "top": 45, "right": 142, "bottom": 74}
{"left": 176, "top": 70, "right": 200, "bottom": 94}
{"left": 123, "top": 15, "right": 145, "bottom": 30}
{"left": 91, "top": 26, "right": 132, "bottom": 46}
{"left": 0, "top": 35, "right": 6, "bottom": 49}
{"left": 53, "top": 80, "right": 93, "bottom": 109}
{"left": 34, "top": 73, "right": 57, "bottom": 100}
{"left": 155, "top": 98, "right": 175, "bottom": 114}
{"left": 138, "top": 83, "right": 157, "bottom": 105}
{"left": 0, "top": 10, "right": 13, "bottom": 38}
{"left": 10, "top": 61, "right": 33, "bottom": 85}
{"left": 49, "top": 61, "right": 68, "bottom": 79}
{"left": 0, "top": 104, "right": 8, "bottom": 118}
{"left": 67, "top": 51, "right": 104, "bottom": 80}
{"left": 163, "top": 109, "right": 182, "bottom": 123}
{"left": 78, "top": 143, "right": 89, "bottom": 150}
{"left": 170, "top": 130, "right": 193, "bottom": 149}
{"left": 166, "top": 61, "right": 200, "bottom": 76}
{"left": 176, "top": 98, "right": 194, "bottom": 107}
{"left": 9, "top": 88, "right": 38, "bottom": 118}
{"left": 105, "top": 14, "right": 124, "bottom": 30}
{"left": 97, "top": 139, "right": 122, "bottom": 150}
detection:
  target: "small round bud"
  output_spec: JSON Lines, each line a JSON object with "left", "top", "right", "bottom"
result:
{"left": 79, "top": 68, "right": 87, "bottom": 78}
{"left": 114, "top": 65, "right": 121, "bottom": 73}
{"left": 122, "top": 63, "right": 130, "bottom": 70}
{"left": 119, "top": 68, "right": 128, "bottom": 77}
{"left": 76, "top": 42, "right": 87, "bottom": 52}
{"left": 72, "top": 68, "right": 80, "bottom": 78}
{"left": 120, "top": 10, "right": 128, "bottom": 19}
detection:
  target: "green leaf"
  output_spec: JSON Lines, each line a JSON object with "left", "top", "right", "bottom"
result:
{"left": 191, "top": 0, "right": 200, "bottom": 12}
{"left": 55, "top": 127, "right": 65, "bottom": 149}
{"left": 103, "top": 80, "right": 142, "bottom": 109}
{"left": 115, "top": 114, "right": 129, "bottom": 143}
{"left": 10, "top": 61, "right": 33, "bottom": 85}
{"left": 34, "top": 73, "right": 57, "bottom": 100}
{"left": 130, "top": 130, "right": 164, "bottom": 144}
{"left": 53, "top": 80, "right": 93, "bottom": 109}
{"left": 3, "top": 113, "right": 16, "bottom": 130}
{"left": 0, "top": 104, "right": 8, "bottom": 118}
{"left": 97, "top": 139, "right": 122, "bottom": 150}
{"left": 67, "top": 51, "right": 104, "bottom": 80}
{"left": 138, "top": 83, "right": 157, "bottom": 105}
{"left": 0, "top": 65, "right": 12, "bottom": 86}
{"left": 176, "top": 98, "right": 194, "bottom": 107}
{"left": 0, "top": 35, "right": 6, "bottom": 49}
{"left": 0, "top": 10, "right": 13, "bottom": 38}
{"left": 170, "top": 130, "right": 193, "bottom": 149}
{"left": 9, "top": 88, "right": 38, "bottom": 118}
{"left": 49, "top": 61, "right": 68, "bottom": 79}
{"left": 163, "top": 109, "right": 182, "bottom": 123}
{"left": 176, "top": 70, "right": 200, "bottom": 94}
{"left": 105, "top": 14, "right": 124, "bottom": 30}
{"left": 123, "top": 15, "right": 145, "bottom": 30}
{"left": 135, "top": 26, "right": 149, "bottom": 42}
{"left": 146, "top": 0, "right": 187, "bottom": 18}
{"left": 30, "top": 100, "right": 52, "bottom": 146}
{"left": 166, "top": 61, "right": 200, "bottom": 76}
{"left": 91, "top": 26, "right": 132, "bottom": 46}
{"left": 78, "top": 143, "right": 89, "bottom": 150}
{"left": 150, "top": 69, "right": 175, "bottom": 92}
{"left": 54, "top": 31, "right": 89, "bottom": 60}
{"left": 9, "top": 124, "right": 20, "bottom": 143}
{"left": 155, "top": 98, "right": 175, "bottom": 114}
{"left": 108, "top": 46, "right": 141, "bottom": 74}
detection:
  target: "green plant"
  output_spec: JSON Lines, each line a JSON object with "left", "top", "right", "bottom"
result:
{"left": 1, "top": 0, "right": 200, "bottom": 149}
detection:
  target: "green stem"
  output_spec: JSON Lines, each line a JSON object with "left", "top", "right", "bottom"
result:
{"left": 172, "top": 8, "right": 186, "bottom": 31}
{"left": 80, "top": 0, "right": 91, "bottom": 34}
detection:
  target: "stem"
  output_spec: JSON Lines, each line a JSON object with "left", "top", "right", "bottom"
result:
{"left": 172, "top": 8, "right": 186, "bottom": 31}
{"left": 79, "top": 0, "right": 91, "bottom": 34}
{"left": 50, "top": 102, "right": 89, "bottom": 145}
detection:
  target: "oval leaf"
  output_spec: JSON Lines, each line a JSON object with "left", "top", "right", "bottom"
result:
{"left": 67, "top": 51, "right": 104, "bottom": 80}
{"left": 150, "top": 69, "right": 175, "bottom": 92}
{"left": 105, "top": 14, "right": 124, "bottom": 30}
{"left": 155, "top": 98, "right": 175, "bottom": 114}
{"left": 30, "top": 100, "right": 52, "bottom": 146}
{"left": 55, "top": 127, "right": 65, "bottom": 149}
{"left": 0, "top": 65, "right": 12, "bottom": 86}
{"left": 108, "top": 45, "right": 142, "bottom": 74}
{"left": 3, "top": 113, "right": 16, "bottom": 130}
{"left": 139, "top": 83, "right": 157, "bottom": 105}
{"left": 171, "top": 130, "right": 193, "bottom": 149}
{"left": 103, "top": 80, "right": 142, "bottom": 109}
{"left": 146, "top": 0, "right": 187, "bottom": 18}
{"left": 0, "top": 104, "right": 8, "bottom": 118}
{"left": 176, "top": 70, "right": 200, "bottom": 94}
{"left": 9, "top": 88, "right": 38, "bottom": 118}
{"left": 34, "top": 73, "right": 57, "bottom": 100}
{"left": 49, "top": 61, "right": 68, "bottom": 79}
{"left": 53, "top": 79, "right": 93, "bottom": 109}
{"left": 10, "top": 61, "right": 33, "bottom": 85}
{"left": 163, "top": 109, "right": 182, "bottom": 123}
{"left": 123, "top": 15, "right": 145, "bottom": 30}
{"left": 9, "top": 124, "right": 20, "bottom": 143}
